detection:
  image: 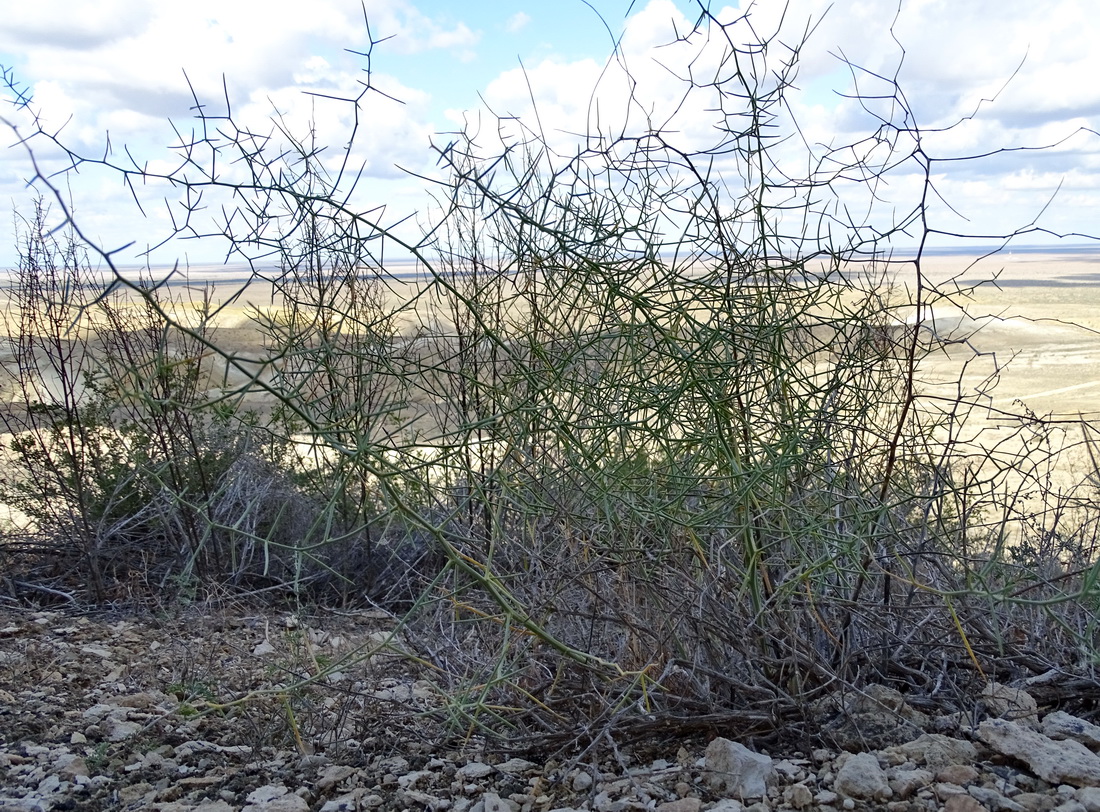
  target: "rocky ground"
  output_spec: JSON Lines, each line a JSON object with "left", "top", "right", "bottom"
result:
{"left": 2, "top": 603, "right": 1100, "bottom": 812}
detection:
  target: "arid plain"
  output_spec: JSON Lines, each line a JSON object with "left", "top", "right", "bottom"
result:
{"left": 197, "top": 249, "right": 1100, "bottom": 422}
{"left": 4, "top": 247, "right": 1100, "bottom": 489}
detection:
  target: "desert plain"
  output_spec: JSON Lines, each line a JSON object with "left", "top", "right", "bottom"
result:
{"left": 4, "top": 246, "right": 1100, "bottom": 501}
{"left": 187, "top": 248, "right": 1100, "bottom": 421}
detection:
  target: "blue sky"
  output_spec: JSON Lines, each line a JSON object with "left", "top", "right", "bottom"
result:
{"left": 1, "top": 0, "right": 1098, "bottom": 269}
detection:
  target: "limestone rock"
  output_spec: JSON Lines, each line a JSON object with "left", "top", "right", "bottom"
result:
{"left": 709, "top": 801, "right": 746, "bottom": 812}
{"left": 53, "top": 753, "right": 89, "bottom": 780}
{"left": 1044, "top": 712, "right": 1100, "bottom": 750}
{"left": 783, "top": 782, "right": 814, "bottom": 809}
{"left": 473, "top": 792, "right": 515, "bottom": 812}
{"left": 937, "top": 765, "right": 981, "bottom": 786}
{"left": 979, "top": 719, "right": 1100, "bottom": 788}
{"left": 982, "top": 683, "right": 1040, "bottom": 729}
{"left": 704, "top": 738, "right": 775, "bottom": 800}
{"left": 320, "top": 794, "right": 366, "bottom": 812}
{"left": 316, "top": 765, "right": 355, "bottom": 791}
{"left": 656, "top": 799, "right": 702, "bottom": 812}
{"left": 241, "top": 784, "right": 310, "bottom": 812}
{"left": 497, "top": 758, "right": 536, "bottom": 775}
{"left": 1077, "top": 787, "right": 1100, "bottom": 812}
{"left": 888, "top": 733, "right": 980, "bottom": 770}
{"left": 944, "top": 796, "right": 988, "bottom": 812}
{"left": 814, "top": 684, "right": 929, "bottom": 750}
{"left": 889, "top": 768, "right": 933, "bottom": 799}
{"left": 834, "top": 752, "right": 892, "bottom": 801}
{"left": 570, "top": 770, "right": 594, "bottom": 792}
{"left": 968, "top": 785, "right": 1028, "bottom": 812}
{"left": 458, "top": 762, "right": 494, "bottom": 780}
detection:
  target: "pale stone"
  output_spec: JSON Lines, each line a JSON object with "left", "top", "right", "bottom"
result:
{"left": 472, "top": 792, "right": 515, "bottom": 812}
{"left": 252, "top": 639, "right": 277, "bottom": 656}
{"left": 889, "top": 733, "right": 980, "bottom": 770}
{"left": 656, "top": 799, "right": 701, "bottom": 812}
{"left": 979, "top": 719, "right": 1100, "bottom": 788}
{"left": 982, "top": 683, "right": 1040, "bottom": 729}
{"left": 1046, "top": 713, "right": 1100, "bottom": 750}
{"left": 937, "top": 765, "right": 981, "bottom": 786}
{"left": 944, "top": 796, "right": 988, "bottom": 812}
{"left": 571, "top": 770, "right": 594, "bottom": 792}
{"left": 709, "top": 801, "right": 745, "bottom": 812}
{"left": 497, "top": 758, "right": 536, "bottom": 774}
{"left": 457, "top": 762, "right": 494, "bottom": 780}
{"left": 834, "top": 752, "right": 892, "bottom": 801}
{"left": 784, "top": 782, "right": 814, "bottom": 809}
{"left": 889, "top": 768, "right": 933, "bottom": 799}
{"left": 1078, "top": 787, "right": 1100, "bottom": 812}
{"left": 704, "top": 737, "right": 775, "bottom": 800}
{"left": 316, "top": 765, "right": 355, "bottom": 790}
{"left": 968, "top": 786, "right": 1027, "bottom": 812}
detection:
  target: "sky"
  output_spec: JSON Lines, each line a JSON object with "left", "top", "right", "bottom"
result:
{"left": 0, "top": 0, "right": 1098, "bottom": 271}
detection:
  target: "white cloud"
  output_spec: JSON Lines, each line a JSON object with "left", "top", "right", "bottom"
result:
{"left": 2, "top": 0, "right": 1099, "bottom": 267}
{"left": 466, "top": 0, "right": 1100, "bottom": 250}
{"left": 505, "top": 12, "right": 531, "bottom": 34}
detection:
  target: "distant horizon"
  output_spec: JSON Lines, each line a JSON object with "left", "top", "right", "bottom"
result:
{"left": 4, "top": 241, "right": 1100, "bottom": 290}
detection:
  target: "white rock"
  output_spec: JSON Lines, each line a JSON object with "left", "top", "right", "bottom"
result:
{"left": 1077, "top": 787, "right": 1100, "bottom": 812}
{"left": 982, "top": 683, "right": 1040, "bottom": 729}
{"left": 784, "top": 782, "right": 814, "bottom": 809}
{"left": 704, "top": 738, "right": 776, "bottom": 800}
{"left": 889, "top": 768, "right": 933, "bottom": 799}
{"left": 1045, "top": 712, "right": 1100, "bottom": 750}
{"left": 979, "top": 719, "right": 1100, "bottom": 788}
{"left": 834, "top": 752, "right": 892, "bottom": 801}
{"left": 571, "top": 770, "right": 594, "bottom": 792}
{"left": 710, "top": 800, "right": 745, "bottom": 812}
{"left": 472, "top": 792, "right": 516, "bottom": 812}
{"left": 316, "top": 765, "right": 356, "bottom": 791}
{"left": 397, "top": 770, "right": 433, "bottom": 790}
{"left": 969, "top": 785, "right": 1027, "bottom": 812}
{"left": 320, "top": 794, "right": 363, "bottom": 812}
{"left": 242, "top": 784, "right": 310, "bottom": 812}
{"left": 497, "top": 757, "right": 536, "bottom": 774}
{"left": 889, "top": 734, "right": 979, "bottom": 769}
{"left": 1051, "top": 802, "right": 1088, "bottom": 812}
{"left": 457, "top": 762, "right": 494, "bottom": 780}
{"left": 656, "top": 799, "right": 701, "bottom": 812}
{"left": 105, "top": 718, "right": 142, "bottom": 741}
{"left": 53, "top": 753, "right": 89, "bottom": 779}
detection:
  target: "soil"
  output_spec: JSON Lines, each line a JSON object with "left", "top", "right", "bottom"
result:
{"left": 0, "top": 602, "right": 453, "bottom": 811}
{"left": 2, "top": 603, "right": 1100, "bottom": 812}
